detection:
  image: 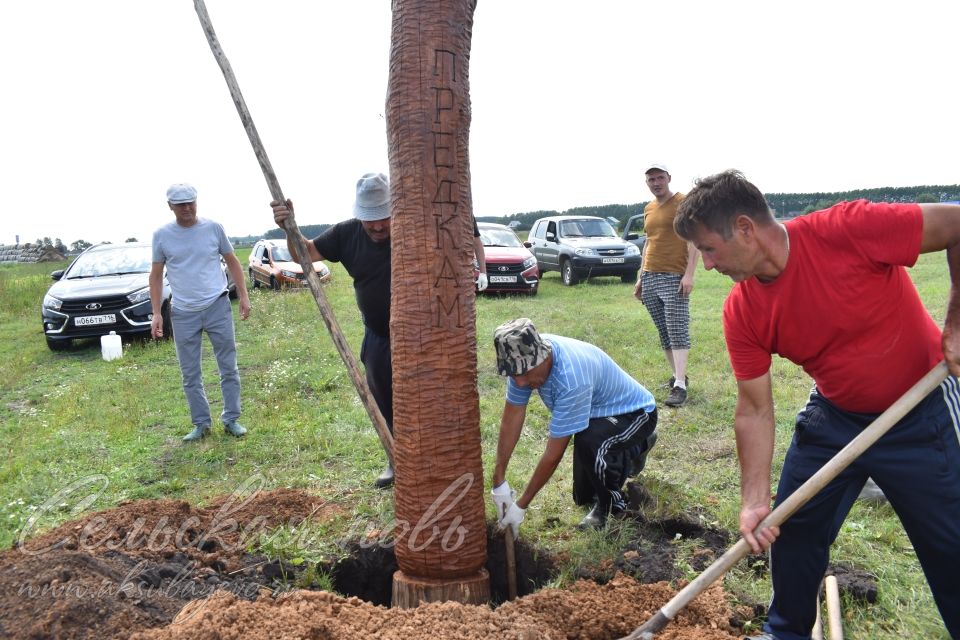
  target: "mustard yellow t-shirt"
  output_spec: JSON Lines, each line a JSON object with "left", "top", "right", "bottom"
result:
{"left": 641, "top": 192, "right": 688, "bottom": 274}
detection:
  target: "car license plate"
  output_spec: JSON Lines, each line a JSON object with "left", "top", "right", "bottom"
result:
{"left": 75, "top": 314, "right": 116, "bottom": 326}
{"left": 602, "top": 257, "right": 624, "bottom": 264}
{"left": 490, "top": 275, "right": 517, "bottom": 283}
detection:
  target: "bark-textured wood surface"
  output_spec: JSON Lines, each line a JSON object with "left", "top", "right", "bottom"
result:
{"left": 387, "top": 0, "right": 487, "bottom": 581}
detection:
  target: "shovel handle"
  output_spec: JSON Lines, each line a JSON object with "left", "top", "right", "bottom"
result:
{"left": 504, "top": 526, "right": 518, "bottom": 600}
{"left": 620, "top": 361, "right": 949, "bottom": 639}
{"left": 825, "top": 575, "right": 843, "bottom": 640}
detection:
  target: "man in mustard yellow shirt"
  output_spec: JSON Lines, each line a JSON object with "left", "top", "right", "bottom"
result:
{"left": 633, "top": 164, "right": 699, "bottom": 407}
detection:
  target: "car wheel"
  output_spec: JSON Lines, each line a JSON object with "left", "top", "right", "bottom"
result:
{"left": 269, "top": 276, "right": 281, "bottom": 291}
{"left": 250, "top": 269, "right": 260, "bottom": 288}
{"left": 46, "top": 336, "right": 72, "bottom": 351}
{"left": 528, "top": 287, "right": 538, "bottom": 297}
{"left": 561, "top": 259, "right": 579, "bottom": 286}
{"left": 161, "top": 301, "right": 173, "bottom": 340}
{"left": 621, "top": 271, "right": 638, "bottom": 283}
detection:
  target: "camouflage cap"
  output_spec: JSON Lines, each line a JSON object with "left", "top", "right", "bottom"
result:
{"left": 493, "top": 318, "right": 552, "bottom": 376}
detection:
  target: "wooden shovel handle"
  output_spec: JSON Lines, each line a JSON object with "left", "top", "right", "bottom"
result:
{"left": 620, "top": 361, "right": 949, "bottom": 639}
{"left": 825, "top": 575, "right": 843, "bottom": 640}
{"left": 504, "top": 526, "right": 518, "bottom": 600}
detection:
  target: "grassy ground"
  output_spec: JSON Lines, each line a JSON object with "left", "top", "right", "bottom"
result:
{"left": 0, "top": 248, "right": 952, "bottom": 638}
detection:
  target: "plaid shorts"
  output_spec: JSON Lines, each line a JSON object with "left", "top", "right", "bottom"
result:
{"left": 640, "top": 271, "right": 691, "bottom": 350}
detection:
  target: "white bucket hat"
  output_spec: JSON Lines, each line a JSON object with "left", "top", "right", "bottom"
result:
{"left": 353, "top": 173, "right": 391, "bottom": 221}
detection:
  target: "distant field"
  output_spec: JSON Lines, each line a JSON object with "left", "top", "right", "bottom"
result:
{"left": 0, "top": 250, "right": 951, "bottom": 638}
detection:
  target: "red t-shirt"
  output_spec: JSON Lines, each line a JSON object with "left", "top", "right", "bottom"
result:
{"left": 723, "top": 200, "right": 942, "bottom": 413}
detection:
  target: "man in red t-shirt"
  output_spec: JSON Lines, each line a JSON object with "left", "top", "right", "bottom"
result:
{"left": 674, "top": 170, "right": 960, "bottom": 640}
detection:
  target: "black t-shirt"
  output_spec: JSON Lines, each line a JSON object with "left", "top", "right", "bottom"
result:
{"left": 313, "top": 219, "right": 391, "bottom": 337}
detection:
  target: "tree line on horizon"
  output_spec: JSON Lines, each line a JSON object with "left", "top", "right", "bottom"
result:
{"left": 235, "top": 183, "right": 960, "bottom": 240}
{"left": 479, "top": 183, "right": 960, "bottom": 232}
{"left": 24, "top": 185, "right": 960, "bottom": 251}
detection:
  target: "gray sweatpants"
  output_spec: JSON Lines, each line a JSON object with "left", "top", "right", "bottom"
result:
{"left": 171, "top": 294, "right": 241, "bottom": 427}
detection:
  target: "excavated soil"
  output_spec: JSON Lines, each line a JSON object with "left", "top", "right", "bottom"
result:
{"left": 0, "top": 485, "right": 822, "bottom": 639}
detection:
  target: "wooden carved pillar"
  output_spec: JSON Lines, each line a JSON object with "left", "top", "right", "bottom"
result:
{"left": 387, "top": 0, "right": 488, "bottom": 607}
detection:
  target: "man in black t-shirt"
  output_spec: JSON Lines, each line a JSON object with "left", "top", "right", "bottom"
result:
{"left": 273, "top": 173, "right": 396, "bottom": 488}
{"left": 273, "top": 172, "right": 485, "bottom": 490}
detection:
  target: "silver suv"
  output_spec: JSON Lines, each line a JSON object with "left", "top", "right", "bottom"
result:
{"left": 527, "top": 215, "right": 641, "bottom": 285}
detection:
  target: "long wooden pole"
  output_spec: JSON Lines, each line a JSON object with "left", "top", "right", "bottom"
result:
{"left": 620, "top": 361, "right": 949, "bottom": 639}
{"left": 192, "top": 0, "right": 393, "bottom": 464}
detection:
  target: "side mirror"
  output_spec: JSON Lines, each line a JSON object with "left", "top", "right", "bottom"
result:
{"left": 523, "top": 241, "right": 533, "bottom": 249}
{"left": 545, "top": 231, "right": 556, "bottom": 242}
{"left": 50, "top": 270, "right": 64, "bottom": 281}
{"left": 626, "top": 233, "right": 638, "bottom": 241}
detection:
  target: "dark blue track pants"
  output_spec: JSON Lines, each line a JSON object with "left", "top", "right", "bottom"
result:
{"left": 764, "top": 378, "right": 960, "bottom": 640}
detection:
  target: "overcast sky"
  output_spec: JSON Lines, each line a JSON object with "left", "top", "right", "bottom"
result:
{"left": 2, "top": 1, "right": 958, "bottom": 246}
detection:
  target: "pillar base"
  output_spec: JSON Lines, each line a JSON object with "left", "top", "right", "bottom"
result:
{"left": 391, "top": 569, "right": 490, "bottom": 608}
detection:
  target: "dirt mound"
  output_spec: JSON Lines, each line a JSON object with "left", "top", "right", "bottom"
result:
{"left": 132, "top": 577, "right": 739, "bottom": 640}
{"left": 1, "top": 487, "right": 747, "bottom": 639}
{"left": 17, "top": 487, "right": 336, "bottom": 563}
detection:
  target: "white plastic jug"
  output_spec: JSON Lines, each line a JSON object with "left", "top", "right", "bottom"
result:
{"left": 101, "top": 331, "right": 123, "bottom": 361}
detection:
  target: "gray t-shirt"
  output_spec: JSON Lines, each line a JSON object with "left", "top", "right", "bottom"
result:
{"left": 152, "top": 218, "right": 233, "bottom": 312}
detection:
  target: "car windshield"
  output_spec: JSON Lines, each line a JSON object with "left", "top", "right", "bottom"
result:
{"left": 560, "top": 219, "right": 617, "bottom": 238}
{"left": 270, "top": 245, "right": 294, "bottom": 261}
{"left": 65, "top": 246, "right": 153, "bottom": 279}
{"left": 480, "top": 228, "right": 523, "bottom": 248}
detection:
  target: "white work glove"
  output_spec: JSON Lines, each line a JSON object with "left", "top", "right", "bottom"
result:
{"left": 499, "top": 502, "right": 526, "bottom": 537}
{"left": 491, "top": 481, "right": 515, "bottom": 517}
{"left": 476, "top": 272, "right": 489, "bottom": 292}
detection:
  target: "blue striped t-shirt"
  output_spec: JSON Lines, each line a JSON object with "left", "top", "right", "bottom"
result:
{"left": 505, "top": 334, "right": 655, "bottom": 438}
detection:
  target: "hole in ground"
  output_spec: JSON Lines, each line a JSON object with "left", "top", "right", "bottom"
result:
{"left": 325, "top": 523, "right": 559, "bottom": 606}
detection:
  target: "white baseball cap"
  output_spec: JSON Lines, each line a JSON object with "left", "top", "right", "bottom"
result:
{"left": 644, "top": 163, "right": 669, "bottom": 175}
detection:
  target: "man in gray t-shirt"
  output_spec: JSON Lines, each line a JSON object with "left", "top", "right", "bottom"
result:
{"left": 150, "top": 183, "right": 251, "bottom": 442}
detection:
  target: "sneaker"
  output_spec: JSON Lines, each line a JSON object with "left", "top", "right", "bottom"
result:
{"left": 663, "top": 375, "right": 689, "bottom": 389}
{"left": 664, "top": 385, "right": 688, "bottom": 407}
{"left": 223, "top": 421, "right": 247, "bottom": 437}
{"left": 183, "top": 425, "right": 210, "bottom": 442}
{"left": 374, "top": 463, "right": 395, "bottom": 489}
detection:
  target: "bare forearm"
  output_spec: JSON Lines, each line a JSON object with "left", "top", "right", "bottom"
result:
{"left": 942, "top": 242, "right": 960, "bottom": 375}
{"left": 735, "top": 413, "right": 775, "bottom": 508}
{"left": 473, "top": 237, "right": 486, "bottom": 271}
{"left": 492, "top": 403, "right": 525, "bottom": 486}
{"left": 225, "top": 258, "right": 248, "bottom": 300}
{"left": 517, "top": 437, "right": 569, "bottom": 509}
{"left": 684, "top": 243, "right": 700, "bottom": 279}
{"left": 149, "top": 271, "right": 164, "bottom": 314}
{"left": 733, "top": 374, "right": 776, "bottom": 505}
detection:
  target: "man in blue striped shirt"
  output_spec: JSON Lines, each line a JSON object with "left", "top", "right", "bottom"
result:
{"left": 490, "top": 318, "right": 658, "bottom": 531}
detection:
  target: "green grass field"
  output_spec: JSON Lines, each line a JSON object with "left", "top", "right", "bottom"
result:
{"left": 0, "top": 247, "right": 952, "bottom": 638}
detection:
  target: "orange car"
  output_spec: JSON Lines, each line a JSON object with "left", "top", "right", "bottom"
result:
{"left": 248, "top": 239, "right": 331, "bottom": 290}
